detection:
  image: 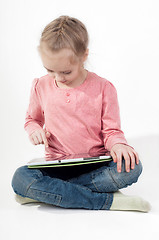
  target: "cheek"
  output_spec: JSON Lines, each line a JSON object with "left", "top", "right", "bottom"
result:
{"left": 70, "top": 70, "right": 79, "bottom": 79}
{"left": 69, "top": 74, "right": 77, "bottom": 81}
{"left": 64, "top": 73, "right": 75, "bottom": 81}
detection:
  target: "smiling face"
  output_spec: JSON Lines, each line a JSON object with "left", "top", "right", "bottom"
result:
{"left": 39, "top": 44, "right": 88, "bottom": 88}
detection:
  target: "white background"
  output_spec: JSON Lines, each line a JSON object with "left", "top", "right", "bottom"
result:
{"left": 0, "top": 0, "right": 159, "bottom": 239}
{"left": 0, "top": 0, "right": 159, "bottom": 161}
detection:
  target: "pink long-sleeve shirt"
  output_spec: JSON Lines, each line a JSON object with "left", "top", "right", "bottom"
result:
{"left": 24, "top": 71, "right": 128, "bottom": 158}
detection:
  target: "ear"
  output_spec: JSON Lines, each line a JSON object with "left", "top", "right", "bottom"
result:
{"left": 83, "top": 48, "right": 89, "bottom": 62}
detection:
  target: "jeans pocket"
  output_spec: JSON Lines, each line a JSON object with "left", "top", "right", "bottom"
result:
{"left": 91, "top": 169, "right": 118, "bottom": 193}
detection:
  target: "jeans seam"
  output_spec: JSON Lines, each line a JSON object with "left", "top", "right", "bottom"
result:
{"left": 102, "top": 194, "right": 108, "bottom": 209}
{"left": 92, "top": 168, "right": 119, "bottom": 192}
{"left": 101, "top": 193, "right": 113, "bottom": 210}
{"left": 91, "top": 171, "right": 105, "bottom": 192}
{"left": 107, "top": 168, "right": 122, "bottom": 189}
{"left": 27, "top": 188, "right": 62, "bottom": 205}
{"left": 92, "top": 169, "right": 107, "bottom": 192}
{"left": 24, "top": 170, "right": 44, "bottom": 196}
{"left": 92, "top": 180, "right": 101, "bottom": 192}
{"left": 25, "top": 179, "right": 39, "bottom": 196}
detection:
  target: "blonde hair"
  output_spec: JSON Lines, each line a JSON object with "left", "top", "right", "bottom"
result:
{"left": 39, "top": 16, "right": 89, "bottom": 58}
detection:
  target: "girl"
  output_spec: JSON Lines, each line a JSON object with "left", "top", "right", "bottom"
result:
{"left": 12, "top": 16, "right": 150, "bottom": 212}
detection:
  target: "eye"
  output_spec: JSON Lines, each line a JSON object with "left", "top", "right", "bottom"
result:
{"left": 64, "top": 71, "right": 71, "bottom": 75}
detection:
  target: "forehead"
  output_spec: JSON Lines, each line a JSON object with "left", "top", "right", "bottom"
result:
{"left": 40, "top": 45, "right": 78, "bottom": 71}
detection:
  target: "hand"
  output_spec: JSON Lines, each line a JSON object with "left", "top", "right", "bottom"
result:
{"left": 29, "top": 129, "right": 51, "bottom": 148}
{"left": 110, "top": 144, "right": 139, "bottom": 173}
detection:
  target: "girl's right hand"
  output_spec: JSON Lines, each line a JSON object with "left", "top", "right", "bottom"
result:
{"left": 29, "top": 129, "right": 51, "bottom": 148}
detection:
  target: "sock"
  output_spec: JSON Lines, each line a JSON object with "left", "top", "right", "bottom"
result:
{"left": 14, "top": 194, "right": 40, "bottom": 205}
{"left": 110, "top": 191, "right": 151, "bottom": 212}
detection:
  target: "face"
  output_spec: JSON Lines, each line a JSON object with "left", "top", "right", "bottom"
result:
{"left": 39, "top": 44, "right": 88, "bottom": 88}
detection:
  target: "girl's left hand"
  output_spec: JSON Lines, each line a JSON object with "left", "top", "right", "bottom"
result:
{"left": 110, "top": 144, "right": 139, "bottom": 173}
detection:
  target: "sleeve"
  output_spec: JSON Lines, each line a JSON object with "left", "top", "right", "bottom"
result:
{"left": 24, "top": 78, "right": 45, "bottom": 136}
{"left": 101, "top": 81, "right": 128, "bottom": 151}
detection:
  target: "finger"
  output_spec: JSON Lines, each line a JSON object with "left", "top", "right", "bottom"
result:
{"left": 36, "top": 132, "right": 43, "bottom": 144}
{"left": 134, "top": 151, "right": 140, "bottom": 165}
{"left": 111, "top": 151, "right": 117, "bottom": 163}
{"left": 41, "top": 131, "right": 49, "bottom": 147}
{"left": 116, "top": 153, "right": 122, "bottom": 173}
{"left": 128, "top": 152, "right": 136, "bottom": 170}
{"left": 32, "top": 131, "right": 43, "bottom": 145}
{"left": 123, "top": 152, "right": 131, "bottom": 172}
{"left": 29, "top": 135, "right": 36, "bottom": 145}
{"left": 32, "top": 135, "right": 40, "bottom": 145}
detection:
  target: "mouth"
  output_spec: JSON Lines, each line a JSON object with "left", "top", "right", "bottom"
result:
{"left": 58, "top": 80, "right": 67, "bottom": 83}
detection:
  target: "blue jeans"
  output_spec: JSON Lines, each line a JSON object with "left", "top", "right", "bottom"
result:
{"left": 11, "top": 159, "right": 142, "bottom": 210}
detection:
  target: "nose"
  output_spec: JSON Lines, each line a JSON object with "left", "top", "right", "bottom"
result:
{"left": 55, "top": 73, "right": 64, "bottom": 82}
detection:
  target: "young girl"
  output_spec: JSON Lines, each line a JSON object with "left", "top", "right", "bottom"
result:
{"left": 12, "top": 16, "right": 150, "bottom": 212}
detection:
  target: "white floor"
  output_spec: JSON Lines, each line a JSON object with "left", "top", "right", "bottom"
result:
{"left": 1, "top": 134, "right": 159, "bottom": 240}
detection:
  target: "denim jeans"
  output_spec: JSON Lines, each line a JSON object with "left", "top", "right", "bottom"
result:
{"left": 11, "top": 159, "right": 142, "bottom": 210}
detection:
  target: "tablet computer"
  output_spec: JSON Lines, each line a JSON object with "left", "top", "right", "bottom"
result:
{"left": 27, "top": 153, "right": 112, "bottom": 168}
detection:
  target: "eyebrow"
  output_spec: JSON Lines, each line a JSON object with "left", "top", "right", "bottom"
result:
{"left": 44, "top": 66, "right": 71, "bottom": 73}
